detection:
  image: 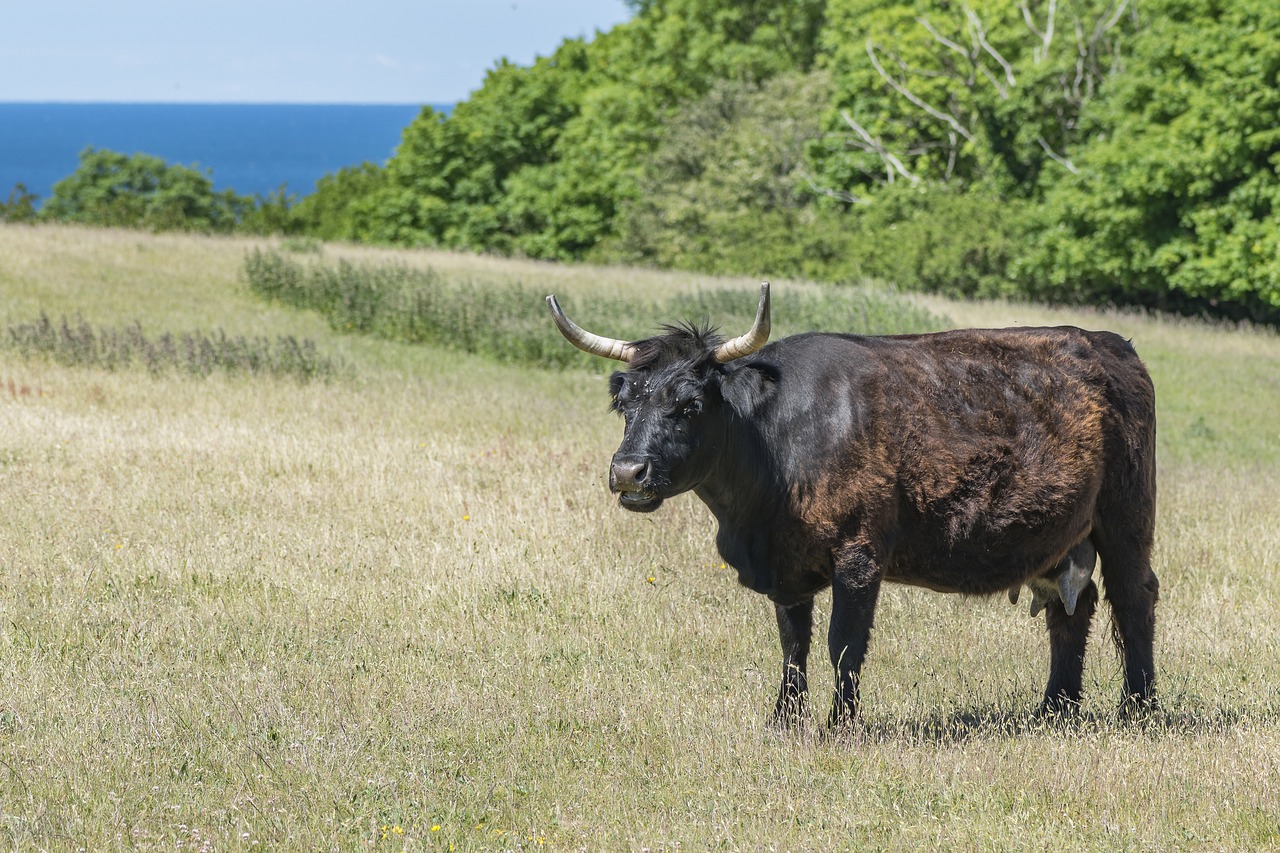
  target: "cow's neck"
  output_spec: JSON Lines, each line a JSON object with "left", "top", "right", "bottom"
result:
{"left": 694, "top": 413, "right": 785, "bottom": 595}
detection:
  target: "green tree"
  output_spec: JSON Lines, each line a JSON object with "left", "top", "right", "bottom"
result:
{"left": 605, "top": 71, "right": 852, "bottom": 278}
{"left": 362, "top": 0, "right": 828, "bottom": 259}
{"left": 1018, "top": 0, "right": 1280, "bottom": 318}
{"left": 813, "top": 0, "right": 1136, "bottom": 200}
{"left": 367, "top": 39, "right": 594, "bottom": 251}
{"left": 1, "top": 183, "right": 39, "bottom": 223}
{"left": 40, "top": 148, "right": 246, "bottom": 232}
{"left": 290, "top": 163, "right": 386, "bottom": 241}
{"left": 237, "top": 185, "right": 303, "bottom": 237}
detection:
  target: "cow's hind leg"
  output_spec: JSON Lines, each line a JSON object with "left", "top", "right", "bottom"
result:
{"left": 771, "top": 600, "right": 814, "bottom": 728}
{"left": 1095, "top": 540, "right": 1157, "bottom": 706}
{"left": 1096, "top": 533, "right": 1160, "bottom": 712}
{"left": 1042, "top": 579, "right": 1099, "bottom": 714}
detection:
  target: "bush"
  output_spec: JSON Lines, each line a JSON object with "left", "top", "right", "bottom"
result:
{"left": 237, "top": 185, "right": 303, "bottom": 237}
{"left": 40, "top": 148, "right": 246, "bottom": 232}
{"left": 604, "top": 73, "right": 840, "bottom": 278}
{"left": 850, "top": 185, "right": 1029, "bottom": 298}
{"left": 35, "top": 148, "right": 307, "bottom": 237}
{"left": 242, "top": 249, "right": 945, "bottom": 371}
{"left": 1, "top": 183, "right": 39, "bottom": 223}
{"left": 290, "top": 163, "right": 387, "bottom": 242}
{"left": 5, "top": 313, "right": 340, "bottom": 381}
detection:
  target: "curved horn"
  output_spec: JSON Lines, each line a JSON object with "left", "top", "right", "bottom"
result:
{"left": 713, "top": 282, "right": 771, "bottom": 363}
{"left": 545, "top": 295, "right": 636, "bottom": 363}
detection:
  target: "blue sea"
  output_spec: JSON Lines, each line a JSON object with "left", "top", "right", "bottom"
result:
{"left": 0, "top": 103, "right": 450, "bottom": 203}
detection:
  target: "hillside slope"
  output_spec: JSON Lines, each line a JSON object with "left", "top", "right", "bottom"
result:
{"left": 2, "top": 225, "right": 1278, "bottom": 850}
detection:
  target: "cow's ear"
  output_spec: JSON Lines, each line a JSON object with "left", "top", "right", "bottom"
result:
{"left": 720, "top": 360, "right": 778, "bottom": 413}
{"left": 608, "top": 371, "right": 629, "bottom": 411}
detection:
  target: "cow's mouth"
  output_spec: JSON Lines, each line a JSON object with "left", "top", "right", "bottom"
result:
{"left": 619, "top": 492, "right": 664, "bottom": 513}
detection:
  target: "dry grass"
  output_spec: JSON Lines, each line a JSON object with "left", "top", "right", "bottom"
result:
{"left": 2, "top": 225, "right": 1279, "bottom": 850}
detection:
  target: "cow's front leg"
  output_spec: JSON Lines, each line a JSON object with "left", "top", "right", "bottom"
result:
{"left": 771, "top": 599, "right": 814, "bottom": 728}
{"left": 828, "top": 549, "right": 882, "bottom": 729}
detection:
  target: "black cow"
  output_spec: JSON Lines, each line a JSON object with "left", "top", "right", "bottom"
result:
{"left": 547, "top": 284, "right": 1158, "bottom": 727}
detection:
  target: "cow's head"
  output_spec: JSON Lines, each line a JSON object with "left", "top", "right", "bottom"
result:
{"left": 547, "top": 284, "right": 770, "bottom": 512}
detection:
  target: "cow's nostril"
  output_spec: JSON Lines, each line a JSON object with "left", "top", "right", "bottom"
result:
{"left": 611, "top": 459, "right": 649, "bottom": 489}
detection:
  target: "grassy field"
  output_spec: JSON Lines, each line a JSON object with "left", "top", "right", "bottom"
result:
{"left": 2, "top": 224, "right": 1279, "bottom": 851}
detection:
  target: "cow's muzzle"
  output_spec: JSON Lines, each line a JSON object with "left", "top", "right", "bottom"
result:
{"left": 610, "top": 456, "right": 663, "bottom": 512}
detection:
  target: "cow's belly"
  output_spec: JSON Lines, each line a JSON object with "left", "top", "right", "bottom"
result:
{"left": 883, "top": 527, "right": 1085, "bottom": 596}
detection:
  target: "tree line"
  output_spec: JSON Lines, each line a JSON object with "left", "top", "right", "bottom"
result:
{"left": 4, "top": 0, "right": 1277, "bottom": 322}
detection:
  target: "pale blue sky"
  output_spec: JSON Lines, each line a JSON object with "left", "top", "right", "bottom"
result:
{"left": 0, "top": 1, "right": 633, "bottom": 104}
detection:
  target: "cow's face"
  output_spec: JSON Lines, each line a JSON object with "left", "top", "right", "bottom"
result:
{"left": 545, "top": 283, "right": 770, "bottom": 512}
{"left": 607, "top": 362, "right": 723, "bottom": 513}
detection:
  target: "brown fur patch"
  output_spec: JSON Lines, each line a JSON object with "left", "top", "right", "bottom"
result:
{"left": 794, "top": 328, "right": 1132, "bottom": 594}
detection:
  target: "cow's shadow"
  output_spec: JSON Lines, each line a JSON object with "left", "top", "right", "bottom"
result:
{"left": 805, "top": 701, "right": 1280, "bottom": 747}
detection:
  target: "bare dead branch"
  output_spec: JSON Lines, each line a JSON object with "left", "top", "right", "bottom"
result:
{"left": 978, "top": 64, "right": 1012, "bottom": 100}
{"left": 855, "top": 0, "right": 1128, "bottom": 186}
{"left": 1037, "top": 136, "right": 1080, "bottom": 173}
{"left": 1020, "top": 0, "right": 1058, "bottom": 64}
{"left": 904, "top": 141, "right": 955, "bottom": 156}
{"left": 918, "top": 17, "right": 981, "bottom": 88}
{"left": 840, "top": 111, "right": 921, "bottom": 185}
{"left": 1073, "top": 19, "right": 1089, "bottom": 101}
{"left": 1098, "top": 0, "right": 1131, "bottom": 36}
{"left": 866, "top": 39, "right": 975, "bottom": 143}
{"left": 944, "top": 131, "right": 959, "bottom": 181}
{"left": 965, "top": 5, "right": 1017, "bottom": 88}
{"left": 917, "top": 16, "right": 974, "bottom": 62}
{"left": 802, "top": 173, "right": 870, "bottom": 205}
{"left": 1069, "top": 0, "right": 1130, "bottom": 102}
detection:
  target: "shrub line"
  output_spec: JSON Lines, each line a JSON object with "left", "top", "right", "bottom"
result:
{"left": 242, "top": 248, "right": 946, "bottom": 371}
{"left": 4, "top": 312, "right": 340, "bottom": 382}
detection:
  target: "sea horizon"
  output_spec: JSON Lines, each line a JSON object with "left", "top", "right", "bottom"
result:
{"left": 0, "top": 102, "right": 454, "bottom": 204}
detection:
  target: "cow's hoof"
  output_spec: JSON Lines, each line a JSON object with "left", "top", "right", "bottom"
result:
{"left": 770, "top": 698, "right": 809, "bottom": 732}
{"left": 1118, "top": 693, "right": 1160, "bottom": 724}
{"left": 1037, "top": 694, "right": 1083, "bottom": 721}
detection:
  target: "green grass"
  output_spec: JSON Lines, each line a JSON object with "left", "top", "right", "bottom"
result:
{"left": 2, "top": 224, "right": 1279, "bottom": 850}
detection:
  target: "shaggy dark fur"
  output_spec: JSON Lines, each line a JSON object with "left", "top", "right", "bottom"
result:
{"left": 600, "top": 324, "right": 1158, "bottom": 727}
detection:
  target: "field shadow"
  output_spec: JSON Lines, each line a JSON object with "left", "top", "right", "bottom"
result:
{"left": 844, "top": 700, "right": 1280, "bottom": 747}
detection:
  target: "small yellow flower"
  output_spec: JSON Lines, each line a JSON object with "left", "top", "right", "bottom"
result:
{"left": 393, "top": 825, "right": 403, "bottom": 835}
{"left": 646, "top": 576, "right": 656, "bottom": 584}
{"left": 462, "top": 514, "right": 470, "bottom": 521}
{"left": 431, "top": 824, "right": 441, "bottom": 832}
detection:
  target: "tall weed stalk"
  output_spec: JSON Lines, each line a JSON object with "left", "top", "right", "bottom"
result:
{"left": 6, "top": 313, "right": 339, "bottom": 381}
